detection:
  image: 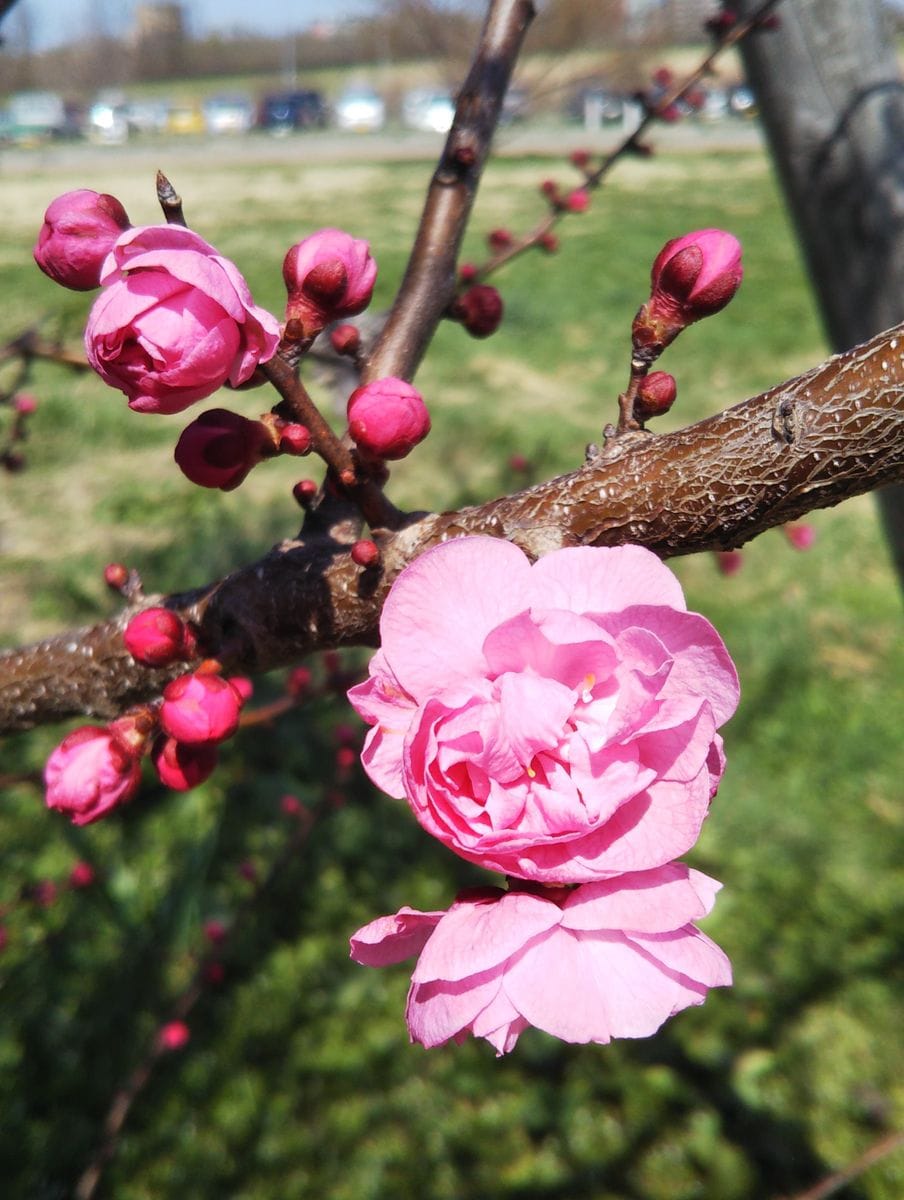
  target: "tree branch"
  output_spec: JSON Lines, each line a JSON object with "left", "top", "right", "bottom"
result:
{"left": 3, "top": 321, "right": 902, "bottom": 732}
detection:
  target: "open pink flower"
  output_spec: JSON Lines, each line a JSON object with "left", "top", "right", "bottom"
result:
{"left": 44, "top": 725, "right": 141, "bottom": 825}
{"left": 349, "top": 538, "right": 738, "bottom": 883}
{"left": 351, "top": 864, "right": 731, "bottom": 1054}
{"left": 85, "top": 225, "right": 280, "bottom": 414}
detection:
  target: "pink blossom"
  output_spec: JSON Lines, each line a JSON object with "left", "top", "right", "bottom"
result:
{"left": 351, "top": 864, "right": 731, "bottom": 1054}
{"left": 347, "top": 378, "right": 431, "bottom": 461}
{"left": 151, "top": 736, "right": 219, "bottom": 791}
{"left": 13, "top": 393, "right": 39, "bottom": 415}
{"left": 86, "top": 225, "right": 280, "bottom": 414}
{"left": 282, "top": 228, "right": 377, "bottom": 338}
{"left": 34, "top": 189, "right": 131, "bottom": 291}
{"left": 68, "top": 861, "right": 97, "bottom": 889}
{"left": 783, "top": 523, "right": 816, "bottom": 551}
{"left": 44, "top": 725, "right": 141, "bottom": 825}
{"left": 123, "top": 606, "right": 187, "bottom": 666}
{"left": 174, "top": 408, "right": 270, "bottom": 490}
{"left": 349, "top": 538, "right": 739, "bottom": 883}
{"left": 159, "top": 671, "right": 243, "bottom": 744}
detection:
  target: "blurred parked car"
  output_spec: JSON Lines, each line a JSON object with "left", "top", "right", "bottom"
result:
{"left": 568, "top": 86, "right": 625, "bottom": 128}
{"left": 203, "top": 95, "right": 254, "bottom": 135}
{"left": 334, "top": 88, "right": 385, "bottom": 133}
{"left": 402, "top": 88, "right": 455, "bottom": 133}
{"left": 728, "top": 85, "right": 758, "bottom": 118}
{"left": 698, "top": 86, "right": 730, "bottom": 121}
{"left": 7, "top": 90, "right": 68, "bottom": 142}
{"left": 124, "top": 100, "right": 169, "bottom": 135}
{"left": 166, "top": 102, "right": 205, "bottom": 136}
{"left": 87, "top": 97, "right": 128, "bottom": 144}
{"left": 258, "top": 90, "right": 328, "bottom": 133}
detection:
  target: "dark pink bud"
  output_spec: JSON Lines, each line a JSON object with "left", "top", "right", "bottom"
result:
{"left": 282, "top": 228, "right": 376, "bottom": 338}
{"left": 351, "top": 539, "right": 380, "bottom": 568}
{"left": 652, "top": 66, "right": 673, "bottom": 87}
{"left": 13, "top": 392, "right": 38, "bottom": 415}
{"left": 784, "top": 523, "right": 816, "bottom": 551}
{"left": 570, "top": 149, "right": 590, "bottom": 169}
{"left": 634, "top": 229, "right": 743, "bottom": 352}
{"left": 565, "top": 189, "right": 589, "bottom": 213}
{"left": 238, "top": 859, "right": 257, "bottom": 883}
{"left": 657, "top": 102, "right": 682, "bottom": 123}
{"left": 539, "top": 179, "right": 559, "bottom": 199}
{"left": 203, "top": 919, "right": 228, "bottom": 945}
{"left": 335, "top": 745, "right": 357, "bottom": 773}
{"left": 157, "top": 1020, "right": 190, "bottom": 1051}
{"left": 123, "top": 607, "right": 186, "bottom": 667}
{"left": 458, "top": 262, "right": 478, "bottom": 283}
{"left": 509, "top": 453, "right": 530, "bottom": 472}
{"left": 453, "top": 285, "right": 504, "bottom": 339}
{"left": 278, "top": 423, "right": 312, "bottom": 456}
{"left": 716, "top": 550, "right": 744, "bottom": 576}
{"left": 286, "top": 666, "right": 312, "bottom": 697}
{"left": 68, "top": 861, "right": 96, "bottom": 889}
{"left": 280, "top": 793, "right": 303, "bottom": 816}
{"left": 30, "top": 880, "right": 58, "bottom": 908}
{"left": 159, "top": 671, "right": 243, "bottom": 745}
{"left": 34, "top": 189, "right": 131, "bottom": 291}
{"left": 539, "top": 233, "right": 559, "bottom": 253}
{"left": 634, "top": 371, "right": 677, "bottom": 421}
{"left": 203, "top": 961, "right": 225, "bottom": 985}
{"left": 104, "top": 562, "right": 129, "bottom": 591}
{"left": 487, "top": 227, "right": 513, "bottom": 252}
{"left": 292, "top": 478, "right": 318, "bottom": 508}
{"left": 151, "top": 735, "right": 219, "bottom": 790}
{"left": 347, "top": 378, "right": 431, "bottom": 461}
{"left": 329, "top": 323, "right": 360, "bottom": 356}
{"left": 174, "top": 408, "right": 269, "bottom": 491}
{"left": 44, "top": 725, "right": 141, "bottom": 826}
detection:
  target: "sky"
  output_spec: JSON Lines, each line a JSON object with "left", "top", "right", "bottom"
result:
{"left": 8, "top": 0, "right": 379, "bottom": 52}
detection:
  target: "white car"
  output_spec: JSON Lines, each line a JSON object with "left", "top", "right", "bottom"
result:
{"left": 402, "top": 89, "right": 455, "bottom": 134}
{"left": 334, "top": 89, "right": 385, "bottom": 133}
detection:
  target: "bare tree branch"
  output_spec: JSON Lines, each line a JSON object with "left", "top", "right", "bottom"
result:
{"left": 3, "top": 321, "right": 902, "bottom": 732}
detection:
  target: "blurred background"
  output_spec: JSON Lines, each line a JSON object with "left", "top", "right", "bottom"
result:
{"left": 1, "top": 3, "right": 903, "bottom": 1199}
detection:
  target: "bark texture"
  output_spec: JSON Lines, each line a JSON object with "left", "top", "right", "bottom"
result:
{"left": 736, "top": 0, "right": 904, "bottom": 579}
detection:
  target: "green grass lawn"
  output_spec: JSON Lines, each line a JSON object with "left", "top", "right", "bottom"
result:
{"left": 0, "top": 145, "right": 901, "bottom": 1199}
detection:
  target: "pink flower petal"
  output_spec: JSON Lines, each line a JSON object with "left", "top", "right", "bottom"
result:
{"left": 379, "top": 537, "right": 532, "bottom": 698}
{"left": 350, "top": 906, "right": 444, "bottom": 966}
{"left": 560, "top": 864, "right": 719, "bottom": 933}
{"left": 528, "top": 544, "right": 686, "bottom": 615}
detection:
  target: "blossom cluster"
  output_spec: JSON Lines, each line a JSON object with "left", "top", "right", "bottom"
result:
{"left": 348, "top": 537, "right": 739, "bottom": 1054}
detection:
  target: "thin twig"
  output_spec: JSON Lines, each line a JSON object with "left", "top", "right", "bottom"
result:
{"left": 779, "top": 1129, "right": 904, "bottom": 1200}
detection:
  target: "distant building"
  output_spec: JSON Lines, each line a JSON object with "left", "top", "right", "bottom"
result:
{"left": 130, "top": 3, "right": 186, "bottom": 79}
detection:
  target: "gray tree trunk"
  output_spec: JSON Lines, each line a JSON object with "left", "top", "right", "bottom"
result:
{"left": 736, "top": 0, "right": 904, "bottom": 582}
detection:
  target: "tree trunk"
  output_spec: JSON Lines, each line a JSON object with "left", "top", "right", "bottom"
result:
{"left": 736, "top": 0, "right": 904, "bottom": 582}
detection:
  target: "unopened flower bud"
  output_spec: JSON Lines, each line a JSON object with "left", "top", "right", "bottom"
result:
{"left": 151, "top": 735, "right": 219, "bottom": 791}
{"left": 124, "top": 607, "right": 187, "bottom": 667}
{"left": 634, "top": 371, "right": 677, "bottom": 421}
{"left": 452, "top": 284, "right": 504, "bottom": 339}
{"left": 278, "top": 422, "right": 312, "bottom": 456}
{"left": 633, "top": 228, "right": 743, "bottom": 354}
{"left": 286, "top": 666, "right": 312, "bottom": 697}
{"left": 157, "top": 1021, "right": 191, "bottom": 1051}
{"left": 509, "top": 453, "right": 530, "bottom": 472}
{"left": 784, "top": 523, "right": 816, "bottom": 551}
{"left": 487, "top": 227, "right": 513, "bottom": 252}
{"left": 330, "top": 323, "right": 360, "bottom": 356}
{"left": 540, "top": 179, "right": 559, "bottom": 199}
{"left": 280, "top": 793, "right": 303, "bottom": 816}
{"left": 203, "top": 961, "right": 226, "bottom": 985}
{"left": 13, "top": 392, "right": 38, "bottom": 415}
{"left": 159, "top": 670, "right": 243, "bottom": 745}
{"left": 715, "top": 550, "right": 744, "bottom": 576}
{"left": 175, "top": 408, "right": 269, "bottom": 491}
{"left": 570, "top": 149, "right": 590, "bottom": 169}
{"left": 292, "top": 478, "right": 318, "bottom": 508}
{"left": 351, "top": 539, "right": 380, "bottom": 568}
{"left": 34, "top": 189, "right": 131, "bottom": 291}
{"left": 539, "top": 232, "right": 559, "bottom": 253}
{"left": 203, "top": 919, "right": 228, "bottom": 945}
{"left": 282, "top": 228, "right": 376, "bottom": 339}
{"left": 104, "top": 562, "right": 130, "bottom": 591}
{"left": 347, "top": 378, "right": 431, "bottom": 461}
{"left": 45, "top": 725, "right": 141, "bottom": 825}
{"left": 458, "top": 262, "right": 478, "bottom": 283}
{"left": 565, "top": 189, "right": 589, "bottom": 213}
{"left": 69, "top": 861, "right": 96, "bottom": 889}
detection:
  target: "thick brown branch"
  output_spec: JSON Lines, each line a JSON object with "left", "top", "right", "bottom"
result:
{"left": 2, "top": 323, "right": 902, "bottom": 733}
{"left": 364, "top": 0, "right": 535, "bottom": 383}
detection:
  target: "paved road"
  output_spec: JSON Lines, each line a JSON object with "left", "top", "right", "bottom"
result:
{"left": 0, "top": 120, "right": 765, "bottom": 174}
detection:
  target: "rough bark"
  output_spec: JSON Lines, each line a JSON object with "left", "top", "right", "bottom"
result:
{"left": 3, "top": 322, "right": 902, "bottom": 731}
{"left": 736, "top": 0, "right": 904, "bottom": 580}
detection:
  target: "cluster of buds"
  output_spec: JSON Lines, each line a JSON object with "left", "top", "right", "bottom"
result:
{"left": 173, "top": 408, "right": 312, "bottom": 491}
{"left": 448, "top": 284, "right": 504, "bottom": 339}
